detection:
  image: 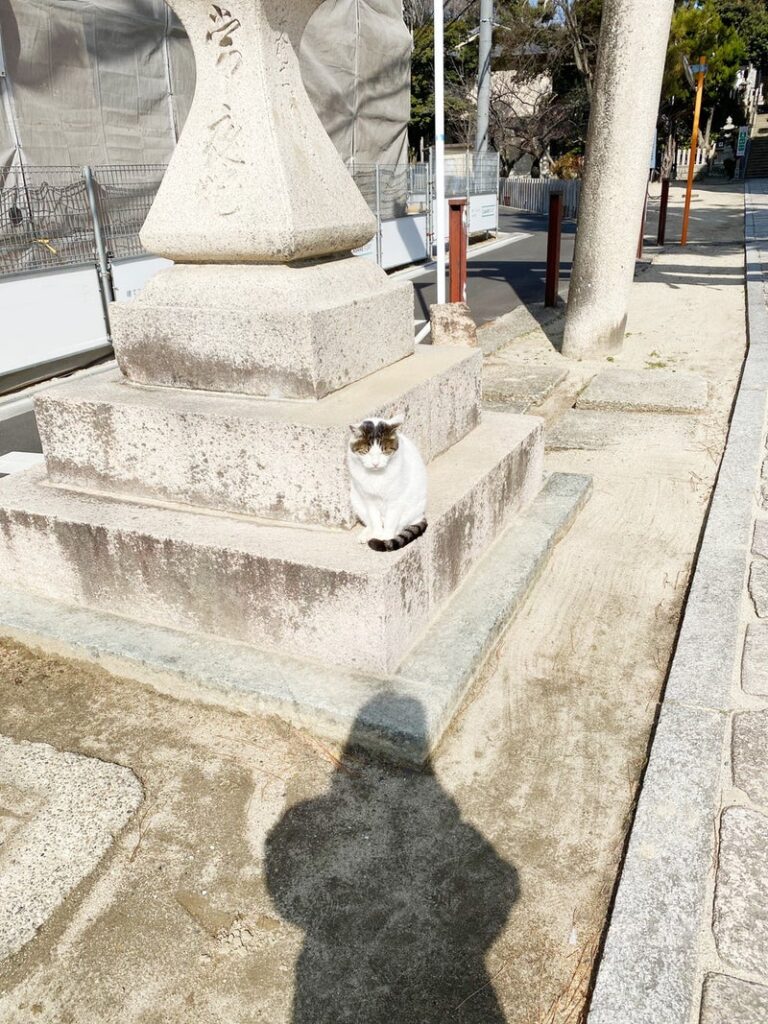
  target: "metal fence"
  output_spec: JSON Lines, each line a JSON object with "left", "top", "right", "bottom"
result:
{"left": 0, "top": 166, "right": 95, "bottom": 275}
{"left": 1, "top": 154, "right": 503, "bottom": 279}
{"left": 499, "top": 176, "right": 581, "bottom": 219}
{"left": 0, "top": 163, "right": 164, "bottom": 277}
{"left": 91, "top": 164, "right": 166, "bottom": 260}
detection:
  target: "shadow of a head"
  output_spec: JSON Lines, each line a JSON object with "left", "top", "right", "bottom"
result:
{"left": 265, "top": 695, "right": 519, "bottom": 1023}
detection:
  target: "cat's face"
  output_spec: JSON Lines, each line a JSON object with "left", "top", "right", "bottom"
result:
{"left": 349, "top": 415, "right": 404, "bottom": 471}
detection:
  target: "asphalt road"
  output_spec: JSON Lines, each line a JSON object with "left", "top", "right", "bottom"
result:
{"left": 410, "top": 206, "right": 575, "bottom": 325}
{"left": 1, "top": 206, "right": 572, "bottom": 459}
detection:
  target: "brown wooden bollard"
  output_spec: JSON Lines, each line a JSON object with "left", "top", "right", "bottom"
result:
{"left": 448, "top": 197, "right": 468, "bottom": 304}
{"left": 545, "top": 191, "right": 563, "bottom": 307}
{"left": 657, "top": 177, "right": 670, "bottom": 246}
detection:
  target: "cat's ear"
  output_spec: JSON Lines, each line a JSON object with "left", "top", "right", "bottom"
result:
{"left": 386, "top": 412, "right": 405, "bottom": 430}
{"left": 349, "top": 422, "right": 362, "bottom": 435}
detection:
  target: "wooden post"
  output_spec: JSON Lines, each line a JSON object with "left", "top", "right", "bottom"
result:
{"left": 681, "top": 55, "right": 707, "bottom": 246}
{"left": 545, "top": 190, "right": 563, "bottom": 307}
{"left": 448, "top": 197, "right": 468, "bottom": 303}
{"left": 657, "top": 177, "right": 670, "bottom": 245}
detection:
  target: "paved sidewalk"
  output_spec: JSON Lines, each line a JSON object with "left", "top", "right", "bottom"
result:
{"left": 0, "top": 181, "right": 749, "bottom": 1023}
{"left": 589, "top": 180, "right": 768, "bottom": 1023}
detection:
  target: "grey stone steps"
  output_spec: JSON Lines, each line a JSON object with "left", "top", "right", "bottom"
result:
{"left": 0, "top": 472, "right": 590, "bottom": 764}
{"left": 36, "top": 346, "right": 481, "bottom": 528}
{"left": 0, "top": 410, "right": 542, "bottom": 675}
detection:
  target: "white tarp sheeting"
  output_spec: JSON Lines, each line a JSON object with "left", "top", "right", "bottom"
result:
{"left": 0, "top": 0, "right": 411, "bottom": 171}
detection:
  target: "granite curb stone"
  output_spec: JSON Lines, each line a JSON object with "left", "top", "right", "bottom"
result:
{"left": 588, "top": 186, "right": 768, "bottom": 1024}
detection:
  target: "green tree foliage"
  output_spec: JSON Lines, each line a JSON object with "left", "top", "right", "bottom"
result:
{"left": 408, "top": 16, "right": 479, "bottom": 154}
{"left": 664, "top": 0, "right": 746, "bottom": 107}
{"left": 713, "top": 0, "right": 768, "bottom": 70}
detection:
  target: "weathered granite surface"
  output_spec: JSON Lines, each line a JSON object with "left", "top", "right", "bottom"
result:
{"left": 588, "top": 703, "right": 727, "bottom": 1024}
{"left": 577, "top": 368, "right": 708, "bottom": 414}
{"left": 140, "top": 0, "right": 375, "bottom": 262}
{"left": 732, "top": 710, "right": 768, "bottom": 805}
{"left": 37, "top": 348, "right": 482, "bottom": 527}
{"left": 700, "top": 974, "right": 768, "bottom": 1023}
{"left": 429, "top": 303, "right": 479, "bottom": 347}
{"left": 483, "top": 363, "right": 567, "bottom": 413}
{"left": 742, "top": 623, "right": 768, "bottom": 695}
{"left": 110, "top": 259, "right": 414, "bottom": 400}
{"left": 713, "top": 807, "right": 768, "bottom": 975}
{"left": 0, "top": 736, "right": 142, "bottom": 961}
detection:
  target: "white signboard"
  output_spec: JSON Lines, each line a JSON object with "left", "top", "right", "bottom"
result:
{"left": 468, "top": 194, "right": 498, "bottom": 235}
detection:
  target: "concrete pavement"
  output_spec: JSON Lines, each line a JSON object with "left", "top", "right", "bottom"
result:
{"left": 589, "top": 180, "right": 768, "bottom": 1024}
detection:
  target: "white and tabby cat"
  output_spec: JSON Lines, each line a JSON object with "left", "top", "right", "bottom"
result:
{"left": 348, "top": 414, "right": 428, "bottom": 552}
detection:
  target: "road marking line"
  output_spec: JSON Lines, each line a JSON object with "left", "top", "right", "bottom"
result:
{"left": 393, "top": 231, "right": 533, "bottom": 281}
{"left": 0, "top": 452, "right": 45, "bottom": 475}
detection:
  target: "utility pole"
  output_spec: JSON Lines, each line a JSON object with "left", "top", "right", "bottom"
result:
{"left": 475, "top": 0, "right": 493, "bottom": 154}
{"left": 434, "top": 0, "right": 447, "bottom": 303}
{"left": 681, "top": 55, "right": 707, "bottom": 246}
{"left": 562, "top": 0, "right": 675, "bottom": 359}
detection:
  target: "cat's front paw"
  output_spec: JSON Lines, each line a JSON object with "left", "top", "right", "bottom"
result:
{"left": 357, "top": 527, "right": 373, "bottom": 545}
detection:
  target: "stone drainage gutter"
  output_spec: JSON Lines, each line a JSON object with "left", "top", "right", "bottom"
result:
{"left": 587, "top": 183, "right": 768, "bottom": 1022}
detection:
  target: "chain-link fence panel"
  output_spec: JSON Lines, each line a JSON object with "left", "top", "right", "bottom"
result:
{"left": 0, "top": 167, "right": 95, "bottom": 275}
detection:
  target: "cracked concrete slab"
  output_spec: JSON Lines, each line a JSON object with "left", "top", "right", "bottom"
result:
{"left": 482, "top": 363, "right": 567, "bottom": 412}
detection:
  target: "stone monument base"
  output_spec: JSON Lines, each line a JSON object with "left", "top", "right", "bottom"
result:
{"left": 0, "top": 473, "right": 590, "bottom": 763}
{"left": 0, "top": 412, "right": 542, "bottom": 675}
{"left": 109, "top": 258, "right": 414, "bottom": 400}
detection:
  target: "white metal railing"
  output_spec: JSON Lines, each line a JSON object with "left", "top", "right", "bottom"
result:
{"left": 498, "top": 176, "right": 581, "bottom": 218}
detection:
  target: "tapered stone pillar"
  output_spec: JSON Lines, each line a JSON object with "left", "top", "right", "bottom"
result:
{"left": 111, "top": 0, "right": 414, "bottom": 400}
{"left": 561, "top": 0, "right": 674, "bottom": 359}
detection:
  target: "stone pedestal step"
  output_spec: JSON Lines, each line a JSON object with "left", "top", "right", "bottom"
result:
{"left": 37, "top": 346, "right": 481, "bottom": 528}
{"left": 0, "top": 473, "right": 590, "bottom": 764}
{"left": 0, "top": 411, "right": 542, "bottom": 675}
{"left": 110, "top": 259, "right": 414, "bottom": 400}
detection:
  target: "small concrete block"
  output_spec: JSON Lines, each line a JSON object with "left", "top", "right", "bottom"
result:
{"left": 742, "top": 623, "right": 768, "bottom": 695}
{"left": 429, "top": 303, "right": 478, "bottom": 346}
{"left": 732, "top": 710, "right": 768, "bottom": 805}
{"left": 749, "top": 559, "right": 768, "bottom": 617}
{"left": 483, "top": 363, "right": 567, "bottom": 413}
{"left": 0, "top": 736, "right": 142, "bottom": 960}
{"left": 588, "top": 703, "right": 727, "bottom": 1024}
{"left": 547, "top": 409, "right": 698, "bottom": 450}
{"left": 110, "top": 259, "right": 414, "bottom": 400}
{"left": 700, "top": 973, "right": 768, "bottom": 1023}
{"left": 714, "top": 807, "right": 768, "bottom": 975}
{"left": 576, "top": 369, "right": 708, "bottom": 414}
{"left": 37, "top": 346, "right": 481, "bottom": 528}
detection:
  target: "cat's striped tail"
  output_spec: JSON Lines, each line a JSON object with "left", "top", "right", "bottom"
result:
{"left": 368, "top": 520, "right": 428, "bottom": 552}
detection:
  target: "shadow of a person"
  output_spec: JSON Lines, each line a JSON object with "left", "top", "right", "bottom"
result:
{"left": 265, "top": 696, "right": 518, "bottom": 1023}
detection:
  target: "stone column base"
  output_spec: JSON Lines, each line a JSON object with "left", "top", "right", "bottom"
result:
{"left": 110, "top": 257, "right": 414, "bottom": 400}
